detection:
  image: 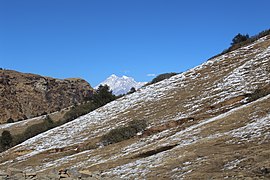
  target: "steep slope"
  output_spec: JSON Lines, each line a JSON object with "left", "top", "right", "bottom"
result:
{"left": 96, "top": 74, "right": 146, "bottom": 95}
{"left": 0, "top": 70, "right": 93, "bottom": 124}
{"left": 0, "top": 35, "right": 269, "bottom": 179}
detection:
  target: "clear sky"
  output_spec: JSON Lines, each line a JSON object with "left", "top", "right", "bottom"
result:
{"left": 0, "top": 0, "right": 269, "bottom": 86}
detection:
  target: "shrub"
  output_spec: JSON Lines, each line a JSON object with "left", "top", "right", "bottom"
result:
{"left": 145, "top": 72, "right": 178, "bottom": 86}
{"left": 41, "top": 112, "right": 48, "bottom": 116}
{"left": 24, "top": 123, "right": 46, "bottom": 138}
{"left": 20, "top": 115, "right": 55, "bottom": 142}
{"left": 247, "top": 85, "right": 270, "bottom": 102}
{"left": 209, "top": 29, "right": 270, "bottom": 60}
{"left": 63, "top": 85, "right": 117, "bottom": 123}
{"left": 22, "top": 115, "right": 28, "bottom": 120}
{"left": 6, "top": 117, "right": 14, "bottom": 123}
{"left": 128, "top": 119, "right": 148, "bottom": 132}
{"left": 44, "top": 115, "right": 54, "bottom": 128}
{"left": 101, "top": 119, "right": 147, "bottom": 145}
{"left": 0, "top": 130, "right": 13, "bottom": 149}
{"left": 0, "top": 85, "right": 118, "bottom": 152}
{"left": 231, "top": 33, "right": 249, "bottom": 46}
{"left": 63, "top": 101, "right": 96, "bottom": 123}
{"left": 127, "top": 87, "right": 136, "bottom": 94}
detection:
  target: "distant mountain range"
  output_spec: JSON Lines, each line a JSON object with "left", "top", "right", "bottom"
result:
{"left": 95, "top": 74, "right": 147, "bottom": 95}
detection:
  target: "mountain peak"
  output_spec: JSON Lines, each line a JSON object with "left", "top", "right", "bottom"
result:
{"left": 110, "top": 74, "right": 117, "bottom": 78}
{"left": 96, "top": 74, "right": 146, "bottom": 95}
{"left": 122, "top": 75, "right": 129, "bottom": 79}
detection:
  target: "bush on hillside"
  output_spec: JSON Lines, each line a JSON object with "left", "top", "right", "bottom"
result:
{"left": 127, "top": 87, "right": 136, "bottom": 94}
{"left": 6, "top": 117, "right": 14, "bottom": 123}
{"left": 145, "top": 72, "right": 178, "bottom": 86}
{"left": 231, "top": 33, "right": 249, "bottom": 46}
{"left": 62, "top": 85, "right": 117, "bottom": 123}
{"left": 0, "top": 130, "right": 13, "bottom": 149}
{"left": 101, "top": 119, "right": 147, "bottom": 145}
{"left": 40, "top": 112, "right": 48, "bottom": 116}
{"left": 24, "top": 116, "right": 53, "bottom": 137}
{"left": 209, "top": 29, "right": 270, "bottom": 60}
{"left": 0, "top": 85, "right": 118, "bottom": 152}
{"left": 13, "top": 115, "right": 55, "bottom": 146}
{"left": 247, "top": 85, "right": 270, "bottom": 102}
{"left": 63, "top": 102, "right": 96, "bottom": 122}
{"left": 22, "top": 115, "right": 28, "bottom": 120}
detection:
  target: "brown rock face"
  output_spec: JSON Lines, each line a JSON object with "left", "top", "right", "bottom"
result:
{"left": 0, "top": 70, "right": 93, "bottom": 124}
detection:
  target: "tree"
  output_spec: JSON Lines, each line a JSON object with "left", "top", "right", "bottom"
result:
{"left": 22, "top": 115, "right": 28, "bottom": 120}
{"left": 231, "top": 33, "right": 249, "bottom": 46}
{"left": 127, "top": 87, "right": 136, "bottom": 94}
{"left": 93, "top": 85, "right": 116, "bottom": 107}
{"left": 101, "top": 119, "right": 147, "bottom": 145}
{"left": 1, "top": 130, "right": 13, "bottom": 148}
{"left": 146, "top": 72, "right": 178, "bottom": 86}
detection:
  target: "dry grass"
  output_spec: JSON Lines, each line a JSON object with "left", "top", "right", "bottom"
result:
{"left": 0, "top": 35, "right": 269, "bottom": 179}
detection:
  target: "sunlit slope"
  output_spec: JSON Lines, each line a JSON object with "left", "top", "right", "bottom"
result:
{"left": 0, "top": 35, "right": 269, "bottom": 179}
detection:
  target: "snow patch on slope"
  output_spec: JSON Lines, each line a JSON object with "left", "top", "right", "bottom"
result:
{"left": 228, "top": 114, "right": 270, "bottom": 142}
{"left": 1, "top": 36, "right": 269, "bottom": 173}
{"left": 101, "top": 94, "right": 270, "bottom": 178}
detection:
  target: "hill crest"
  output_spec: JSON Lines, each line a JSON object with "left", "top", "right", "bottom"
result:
{"left": 0, "top": 69, "right": 93, "bottom": 124}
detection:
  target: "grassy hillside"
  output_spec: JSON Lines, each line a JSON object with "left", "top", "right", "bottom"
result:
{"left": 0, "top": 33, "right": 269, "bottom": 179}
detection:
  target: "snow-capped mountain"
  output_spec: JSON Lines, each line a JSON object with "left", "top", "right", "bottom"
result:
{"left": 95, "top": 74, "right": 147, "bottom": 95}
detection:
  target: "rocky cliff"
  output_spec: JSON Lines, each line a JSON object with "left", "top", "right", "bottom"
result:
{"left": 0, "top": 70, "right": 93, "bottom": 124}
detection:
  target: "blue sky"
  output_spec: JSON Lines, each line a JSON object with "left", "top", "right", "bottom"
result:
{"left": 0, "top": 0, "right": 269, "bottom": 86}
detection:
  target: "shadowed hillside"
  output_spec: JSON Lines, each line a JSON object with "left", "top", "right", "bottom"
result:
{"left": 0, "top": 70, "right": 93, "bottom": 124}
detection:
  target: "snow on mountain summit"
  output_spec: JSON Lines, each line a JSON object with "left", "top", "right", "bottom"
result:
{"left": 95, "top": 74, "right": 147, "bottom": 95}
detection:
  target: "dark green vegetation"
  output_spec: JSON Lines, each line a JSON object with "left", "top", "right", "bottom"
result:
{"left": 231, "top": 33, "right": 249, "bottom": 46}
{"left": 6, "top": 118, "right": 14, "bottom": 123}
{"left": 145, "top": 72, "right": 179, "bottom": 86}
{"left": 210, "top": 29, "right": 270, "bottom": 60}
{"left": 0, "top": 85, "right": 117, "bottom": 152}
{"left": 135, "top": 144, "right": 177, "bottom": 158}
{"left": 23, "top": 115, "right": 55, "bottom": 139}
{"left": 101, "top": 119, "right": 147, "bottom": 145}
{"left": 0, "top": 116, "right": 54, "bottom": 151}
{"left": 6, "top": 116, "right": 27, "bottom": 123}
{"left": 247, "top": 85, "right": 270, "bottom": 102}
{"left": 127, "top": 87, "right": 136, "bottom": 94}
{"left": 92, "top": 85, "right": 117, "bottom": 107}
{"left": 0, "top": 130, "right": 13, "bottom": 151}
{"left": 64, "top": 85, "right": 116, "bottom": 121}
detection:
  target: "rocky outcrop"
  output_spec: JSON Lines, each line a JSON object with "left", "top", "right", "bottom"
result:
{"left": 0, "top": 70, "right": 93, "bottom": 124}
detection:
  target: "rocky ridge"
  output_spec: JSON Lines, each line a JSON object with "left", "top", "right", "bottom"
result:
{"left": 0, "top": 70, "right": 93, "bottom": 124}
